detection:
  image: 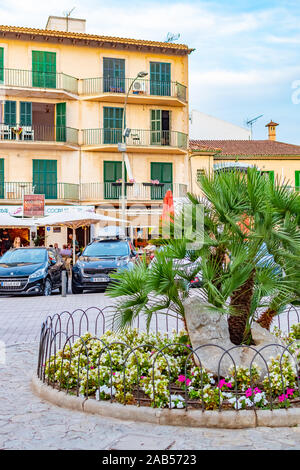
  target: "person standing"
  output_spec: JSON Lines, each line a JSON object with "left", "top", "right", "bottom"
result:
{"left": 1, "top": 230, "right": 11, "bottom": 255}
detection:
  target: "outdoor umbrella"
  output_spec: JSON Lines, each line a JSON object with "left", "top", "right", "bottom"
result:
{"left": 161, "top": 190, "right": 174, "bottom": 236}
{"left": 36, "top": 210, "right": 126, "bottom": 265}
{"left": 0, "top": 213, "right": 35, "bottom": 228}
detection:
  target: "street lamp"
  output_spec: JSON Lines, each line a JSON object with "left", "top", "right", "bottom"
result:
{"left": 119, "top": 71, "right": 148, "bottom": 239}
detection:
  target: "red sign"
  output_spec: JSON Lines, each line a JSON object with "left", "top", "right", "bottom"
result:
{"left": 23, "top": 194, "right": 45, "bottom": 218}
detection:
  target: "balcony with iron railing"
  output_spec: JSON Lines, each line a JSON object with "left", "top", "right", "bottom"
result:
{"left": 80, "top": 77, "right": 187, "bottom": 106}
{"left": 82, "top": 128, "right": 188, "bottom": 153}
{"left": 0, "top": 123, "right": 79, "bottom": 149}
{"left": 0, "top": 181, "right": 188, "bottom": 203}
{"left": 0, "top": 182, "right": 80, "bottom": 201}
{"left": 80, "top": 182, "right": 188, "bottom": 201}
{"left": 0, "top": 68, "right": 79, "bottom": 98}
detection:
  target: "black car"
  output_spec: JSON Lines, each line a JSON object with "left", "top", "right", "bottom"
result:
{"left": 72, "top": 238, "right": 137, "bottom": 294}
{"left": 0, "top": 247, "right": 68, "bottom": 296}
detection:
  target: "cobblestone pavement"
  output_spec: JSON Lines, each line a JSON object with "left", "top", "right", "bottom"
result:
{"left": 0, "top": 293, "right": 300, "bottom": 450}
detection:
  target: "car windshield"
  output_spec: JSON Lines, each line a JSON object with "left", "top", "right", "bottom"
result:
{"left": 82, "top": 241, "right": 130, "bottom": 257}
{"left": 0, "top": 248, "right": 47, "bottom": 264}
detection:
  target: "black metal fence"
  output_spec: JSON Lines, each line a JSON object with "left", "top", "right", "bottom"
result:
{"left": 37, "top": 306, "right": 300, "bottom": 412}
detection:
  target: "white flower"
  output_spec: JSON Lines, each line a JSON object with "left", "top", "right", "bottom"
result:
{"left": 170, "top": 394, "right": 184, "bottom": 401}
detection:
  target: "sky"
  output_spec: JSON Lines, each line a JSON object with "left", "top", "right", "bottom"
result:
{"left": 0, "top": 0, "right": 300, "bottom": 143}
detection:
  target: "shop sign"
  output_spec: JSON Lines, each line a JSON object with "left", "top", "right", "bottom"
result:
{"left": 23, "top": 195, "right": 45, "bottom": 217}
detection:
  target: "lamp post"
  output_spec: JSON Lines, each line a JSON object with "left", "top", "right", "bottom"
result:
{"left": 119, "top": 71, "right": 148, "bottom": 239}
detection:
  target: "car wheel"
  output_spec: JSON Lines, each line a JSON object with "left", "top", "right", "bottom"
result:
{"left": 43, "top": 278, "right": 52, "bottom": 296}
{"left": 72, "top": 283, "right": 83, "bottom": 294}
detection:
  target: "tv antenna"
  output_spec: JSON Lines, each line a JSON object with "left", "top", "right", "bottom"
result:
{"left": 245, "top": 114, "right": 263, "bottom": 140}
{"left": 165, "top": 32, "right": 180, "bottom": 43}
{"left": 63, "top": 7, "right": 76, "bottom": 31}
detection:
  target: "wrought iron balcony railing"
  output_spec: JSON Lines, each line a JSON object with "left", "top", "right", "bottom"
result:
{"left": 0, "top": 182, "right": 80, "bottom": 201}
{"left": 80, "top": 182, "right": 188, "bottom": 201}
{"left": 0, "top": 68, "right": 79, "bottom": 94}
{"left": 81, "top": 77, "right": 187, "bottom": 101}
{"left": 0, "top": 123, "right": 79, "bottom": 145}
{"left": 82, "top": 128, "right": 188, "bottom": 149}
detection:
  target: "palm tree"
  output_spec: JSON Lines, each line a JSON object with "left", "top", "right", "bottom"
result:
{"left": 107, "top": 168, "right": 300, "bottom": 345}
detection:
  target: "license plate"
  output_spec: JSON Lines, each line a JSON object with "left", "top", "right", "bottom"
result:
{"left": 91, "top": 277, "right": 108, "bottom": 283}
{"left": 1, "top": 281, "right": 21, "bottom": 287}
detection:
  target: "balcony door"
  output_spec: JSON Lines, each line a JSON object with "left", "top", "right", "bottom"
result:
{"left": 150, "top": 62, "right": 171, "bottom": 96}
{"left": 56, "top": 103, "right": 66, "bottom": 142}
{"left": 103, "top": 107, "right": 123, "bottom": 144}
{"left": 103, "top": 58, "right": 125, "bottom": 93}
{"left": 150, "top": 162, "right": 173, "bottom": 199}
{"left": 151, "top": 110, "right": 170, "bottom": 146}
{"left": 104, "top": 161, "right": 126, "bottom": 199}
{"left": 33, "top": 159, "right": 57, "bottom": 200}
{"left": 32, "top": 51, "right": 56, "bottom": 89}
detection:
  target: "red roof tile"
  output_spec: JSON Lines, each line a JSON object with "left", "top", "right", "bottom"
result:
{"left": 189, "top": 140, "right": 300, "bottom": 156}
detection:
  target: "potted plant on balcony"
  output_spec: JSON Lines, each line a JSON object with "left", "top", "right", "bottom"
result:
{"left": 112, "top": 178, "right": 135, "bottom": 186}
{"left": 143, "top": 180, "right": 164, "bottom": 187}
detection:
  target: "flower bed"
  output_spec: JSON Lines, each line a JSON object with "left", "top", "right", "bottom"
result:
{"left": 43, "top": 325, "right": 300, "bottom": 411}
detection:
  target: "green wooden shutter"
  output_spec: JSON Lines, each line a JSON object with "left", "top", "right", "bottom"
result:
{"left": 151, "top": 109, "right": 161, "bottom": 145}
{"left": 295, "top": 171, "right": 300, "bottom": 191}
{"left": 33, "top": 159, "right": 57, "bottom": 199}
{"left": 150, "top": 62, "right": 171, "bottom": 96}
{"left": 20, "top": 102, "right": 32, "bottom": 126}
{"left": 262, "top": 170, "right": 275, "bottom": 184}
{"left": 32, "top": 51, "right": 56, "bottom": 88}
{"left": 4, "top": 101, "right": 16, "bottom": 126}
{"left": 103, "top": 107, "right": 123, "bottom": 144}
{"left": 103, "top": 58, "right": 125, "bottom": 93}
{"left": 0, "top": 48, "right": 3, "bottom": 83}
{"left": 151, "top": 162, "right": 173, "bottom": 199}
{"left": 0, "top": 159, "right": 4, "bottom": 199}
{"left": 104, "top": 161, "right": 126, "bottom": 199}
{"left": 56, "top": 102, "right": 66, "bottom": 142}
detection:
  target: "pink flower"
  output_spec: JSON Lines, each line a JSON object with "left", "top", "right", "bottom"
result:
{"left": 254, "top": 387, "right": 262, "bottom": 394}
{"left": 218, "top": 379, "right": 232, "bottom": 389}
{"left": 140, "top": 376, "right": 146, "bottom": 380}
{"left": 90, "top": 366, "right": 94, "bottom": 370}
{"left": 112, "top": 372, "right": 116, "bottom": 376}
{"left": 286, "top": 388, "right": 294, "bottom": 397}
{"left": 191, "top": 372, "right": 194, "bottom": 376}
{"left": 278, "top": 394, "right": 286, "bottom": 403}
{"left": 218, "top": 379, "right": 226, "bottom": 389}
{"left": 186, "top": 378, "right": 192, "bottom": 386}
{"left": 178, "top": 375, "right": 186, "bottom": 383}
{"left": 245, "top": 388, "right": 252, "bottom": 398}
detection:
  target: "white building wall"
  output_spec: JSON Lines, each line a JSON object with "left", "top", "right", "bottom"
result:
{"left": 189, "top": 110, "right": 251, "bottom": 140}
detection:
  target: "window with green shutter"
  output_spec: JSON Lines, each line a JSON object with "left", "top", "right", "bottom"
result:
{"left": 32, "top": 51, "right": 56, "bottom": 89}
{"left": 295, "top": 171, "right": 300, "bottom": 191}
{"left": 150, "top": 110, "right": 170, "bottom": 145}
{"left": 56, "top": 102, "right": 66, "bottom": 142}
{"left": 103, "top": 107, "right": 123, "bottom": 144}
{"left": 150, "top": 62, "right": 171, "bottom": 96}
{"left": 0, "top": 159, "right": 4, "bottom": 199}
{"left": 0, "top": 48, "right": 3, "bottom": 83}
{"left": 4, "top": 101, "right": 16, "bottom": 126}
{"left": 261, "top": 170, "right": 275, "bottom": 184}
{"left": 103, "top": 58, "right": 125, "bottom": 93}
{"left": 33, "top": 159, "right": 57, "bottom": 199}
{"left": 150, "top": 162, "right": 173, "bottom": 199}
{"left": 20, "top": 102, "right": 32, "bottom": 126}
{"left": 103, "top": 160, "right": 126, "bottom": 199}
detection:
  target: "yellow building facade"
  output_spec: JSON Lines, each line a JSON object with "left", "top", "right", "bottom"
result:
{"left": 0, "top": 17, "right": 192, "bottom": 246}
{"left": 189, "top": 123, "right": 300, "bottom": 196}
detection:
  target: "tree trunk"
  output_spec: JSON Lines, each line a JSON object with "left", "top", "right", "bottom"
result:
{"left": 256, "top": 308, "right": 277, "bottom": 330}
{"left": 228, "top": 270, "right": 255, "bottom": 345}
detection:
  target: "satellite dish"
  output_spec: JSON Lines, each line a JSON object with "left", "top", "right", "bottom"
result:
{"left": 165, "top": 32, "right": 181, "bottom": 43}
